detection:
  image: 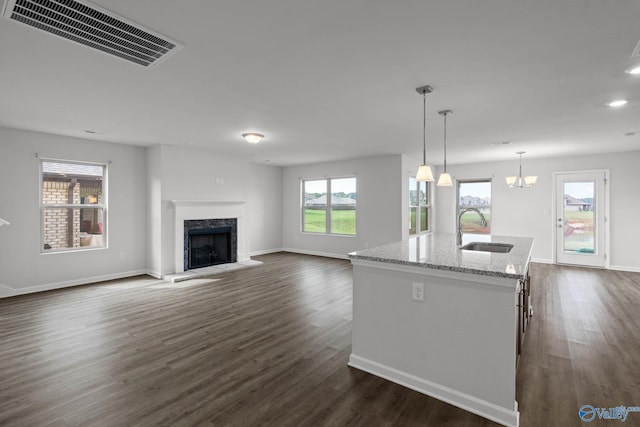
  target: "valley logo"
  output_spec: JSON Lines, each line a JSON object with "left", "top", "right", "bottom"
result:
{"left": 579, "top": 405, "right": 640, "bottom": 423}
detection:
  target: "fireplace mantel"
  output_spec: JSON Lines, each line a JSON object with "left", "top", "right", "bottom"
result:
{"left": 171, "top": 200, "right": 248, "bottom": 273}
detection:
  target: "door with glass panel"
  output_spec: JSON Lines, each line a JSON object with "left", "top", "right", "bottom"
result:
{"left": 555, "top": 171, "right": 607, "bottom": 267}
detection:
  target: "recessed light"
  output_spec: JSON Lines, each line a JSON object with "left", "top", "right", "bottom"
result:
{"left": 607, "top": 99, "right": 628, "bottom": 107}
{"left": 626, "top": 66, "right": 640, "bottom": 75}
{"left": 242, "top": 133, "right": 264, "bottom": 144}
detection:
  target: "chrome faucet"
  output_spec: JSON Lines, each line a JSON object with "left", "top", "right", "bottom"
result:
{"left": 457, "top": 208, "right": 488, "bottom": 246}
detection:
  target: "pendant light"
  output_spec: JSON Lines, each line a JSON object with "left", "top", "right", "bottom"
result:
{"left": 415, "top": 85, "right": 434, "bottom": 181}
{"left": 506, "top": 151, "right": 537, "bottom": 188}
{"left": 437, "top": 109, "right": 453, "bottom": 187}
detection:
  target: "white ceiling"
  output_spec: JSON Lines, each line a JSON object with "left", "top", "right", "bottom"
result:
{"left": 0, "top": 0, "right": 639, "bottom": 166}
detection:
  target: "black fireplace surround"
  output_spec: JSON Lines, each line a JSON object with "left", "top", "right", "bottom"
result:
{"left": 184, "top": 218, "right": 237, "bottom": 270}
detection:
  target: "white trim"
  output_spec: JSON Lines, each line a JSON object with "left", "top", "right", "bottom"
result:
{"left": 348, "top": 354, "right": 519, "bottom": 427}
{"left": 281, "top": 247, "right": 349, "bottom": 260}
{"left": 249, "top": 248, "right": 284, "bottom": 256}
{"left": 609, "top": 265, "right": 640, "bottom": 273}
{"left": 530, "top": 258, "right": 554, "bottom": 264}
{"left": 0, "top": 269, "right": 148, "bottom": 299}
{"left": 552, "top": 169, "right": 610, "bottom": 268}
{"left": 145, "top": 269, "right": 163, "bottom": 279}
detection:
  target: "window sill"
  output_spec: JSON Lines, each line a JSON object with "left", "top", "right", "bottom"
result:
{"left": 41, "top": 246, "right": 107, "bottom": 255}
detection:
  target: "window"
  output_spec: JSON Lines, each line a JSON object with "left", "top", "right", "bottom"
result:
{"left": 40, "top": 160, "right": 107, "bottom": 252}
{"left": 409, "top": 177, "right": 430, "bottom": 234}
{"left": 302, "top": 177, "right": 356, "bottom": 235}
{"left": 457, "top": 179, "right": 491, "bottom": 234}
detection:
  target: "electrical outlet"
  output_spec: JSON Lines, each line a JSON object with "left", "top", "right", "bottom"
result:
{"left": 412, "top": 282, "right": 424, "bottom": 302}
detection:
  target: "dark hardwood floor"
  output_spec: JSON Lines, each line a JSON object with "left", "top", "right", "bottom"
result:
{"left": 1, "top": 253, "right": 639, "bottom": 426}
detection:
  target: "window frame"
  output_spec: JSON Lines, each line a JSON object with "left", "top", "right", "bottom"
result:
{"left": 301, "top": 176, "right": 357, "bottom": 236}
{"left": 409, "top": 176, "right": 431, "bottom": 235}
{"left": 39, "top": 157, "right": 108, "bottom": 254}
{"left": 456, "top": 178, "right": 492, "bottom": 235}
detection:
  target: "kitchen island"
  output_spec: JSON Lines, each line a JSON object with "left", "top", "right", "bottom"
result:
{"left": 348, "top": 233, "right": 534, "bottom": 427}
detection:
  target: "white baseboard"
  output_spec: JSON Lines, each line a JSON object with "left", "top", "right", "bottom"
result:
{"left": 281, "top": 247, "right": 349, "bottom": 260}
{"left": 533, "top": 259, "right": 640, "bottom": 273}
{"left": 609, "top": 265, "right": 640, "bottom": 273}
{"left": 249, "top": 248, "right": 284, "bottom": 256}
{"left": 145, "top": 269, "right": 163, "bottom": 279}
{"left": 348, "top": 354, "right": 519, "bottom": 427}
{"left": 0, "top": 269, "right": 149, "bottom": 299}
{"left": 0, "top": 284, "right": 13, "bottom": 299}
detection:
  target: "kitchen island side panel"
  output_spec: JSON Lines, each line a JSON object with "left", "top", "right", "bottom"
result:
{"left": 350, "top": 262, "right": 518, "bottom": 412}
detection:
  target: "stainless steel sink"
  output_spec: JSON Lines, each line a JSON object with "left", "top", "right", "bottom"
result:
{"left": 460, "top": 242, "right": 514, "bottom": 253}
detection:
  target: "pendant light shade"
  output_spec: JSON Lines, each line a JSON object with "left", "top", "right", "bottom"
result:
{"left": 506, "top": 151, "right": 537, "bottom": 188}
{"left": 416, "top": 164, "right": 434, "bottom": 181}
{"left": 437, "top": 109, "right": 453, "bottom": 187}
{"left": 415, "top": 85, "right": 434, "bottom": 182}
{"left": 437, "top": 172, "right": 453, "bottom": 186}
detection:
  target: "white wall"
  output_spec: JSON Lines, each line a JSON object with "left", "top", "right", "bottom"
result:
{"left": 282, "top": 155, "right": 403, "bottom": 258}
{"left": 434, "top": 151, "right": 640, "bottom": 271}
{"left": 154, "top": 145, "right": 283, "bottom": 275}
{"left": 0, "top": 127, "right": 148, "bottom": 296}
{"left": 146, "top": 145, "right": 162, "bottom": 277}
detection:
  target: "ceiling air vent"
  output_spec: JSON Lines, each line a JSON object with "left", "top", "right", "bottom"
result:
{"left": 1, "top": 0, "right": 183, "bottom": 67}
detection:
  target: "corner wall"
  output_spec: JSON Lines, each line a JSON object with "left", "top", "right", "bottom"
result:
{"left": 0, "top": 127, "right": 148, "bottom": 296}
{"left": 434, "top": 151, "right": 640, "bottom": 271}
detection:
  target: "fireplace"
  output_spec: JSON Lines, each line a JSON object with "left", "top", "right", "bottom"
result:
{"left": 184, "top": 218, "right": 237, "bottom": 271}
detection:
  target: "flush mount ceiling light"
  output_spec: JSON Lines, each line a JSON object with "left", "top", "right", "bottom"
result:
{"left": 242, "top": 133, "right": 264, "bottom": 144}
{"left": 506, "top": 151, "right": 537, "bottom": 188}
{"left": 415, "top": 85, "right": 434, "bottom": 182}
{"left": 437, "top": 109, "right": 453, "bottom": 187}
{"left": 626, "top": 66, "right": 640, "bottom": 75}
{"left": 607, "top": 99, "right": 628, "bottom": 107}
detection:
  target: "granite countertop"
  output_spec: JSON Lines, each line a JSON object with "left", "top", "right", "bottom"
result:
{"left": 348, "top": 233, "right": 534, "bottom": 279}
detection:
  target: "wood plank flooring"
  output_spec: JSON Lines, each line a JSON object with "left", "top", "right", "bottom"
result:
{"left": 1, "top": 253, "right": 639, "bottom": 426}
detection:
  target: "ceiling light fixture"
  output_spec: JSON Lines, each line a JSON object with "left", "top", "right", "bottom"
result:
{"left": 437, "top": 109, "right": 453, "bottom": 187}
{"left": 506, "top": 151, "right": 537, "bottom": 188}
{"left": 625, "top": 66, "right": 640, "bottom": 75}
{"left": 415, "top": 85, "right": 434, "bottom": 182}
{"left": 242, "top": 133, "right": 264, "bottom": 144}
{"left": 607, "top": 99, "right": 628, "bottom": 107}
{"left": 0, "top": 218, "right": 9, "bottom": 227}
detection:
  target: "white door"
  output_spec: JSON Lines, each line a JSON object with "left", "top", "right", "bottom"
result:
{"left": 555, "top": 171, "right": 607, "bottom": 267}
